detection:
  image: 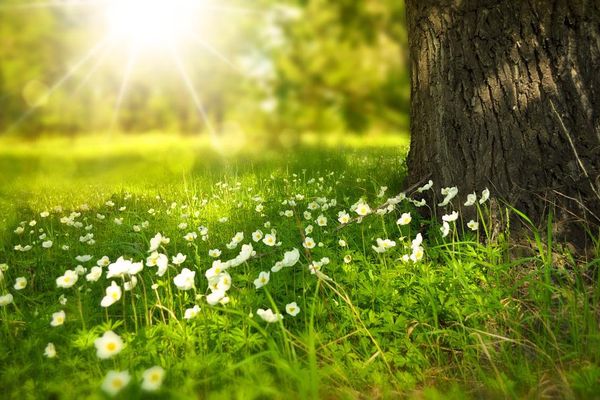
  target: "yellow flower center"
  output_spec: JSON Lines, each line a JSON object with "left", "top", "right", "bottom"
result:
{"left": 107, "top": 342, "right": 117, "bottom": 351}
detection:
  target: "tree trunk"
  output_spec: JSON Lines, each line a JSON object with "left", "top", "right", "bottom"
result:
{"left": 405, "top": 0, "right": 600, "bottom": 238}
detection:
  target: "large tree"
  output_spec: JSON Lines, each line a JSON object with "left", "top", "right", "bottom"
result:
{"left": 405, "top": 0, "right": 600, "bottom": 236}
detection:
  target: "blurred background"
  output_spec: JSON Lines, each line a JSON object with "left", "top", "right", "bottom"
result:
{"left": 0, "top": 0, "right": 409, "bottom": 143}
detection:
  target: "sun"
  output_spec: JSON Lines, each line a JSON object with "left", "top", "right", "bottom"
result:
{"left": 105, "top": 0, "right": 195, "bottom": 49}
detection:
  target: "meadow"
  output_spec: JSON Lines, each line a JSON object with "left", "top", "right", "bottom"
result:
{"left": 1, "top": 133, "right": 599, "bottom": 399}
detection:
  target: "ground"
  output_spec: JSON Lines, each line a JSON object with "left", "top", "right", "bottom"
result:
{"left": 0, "top": 133, "right": 599, "bottom": 399}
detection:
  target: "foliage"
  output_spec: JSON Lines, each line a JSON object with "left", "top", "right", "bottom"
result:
{"left": 0, "top": 0, "right": 409, "bottom": 136}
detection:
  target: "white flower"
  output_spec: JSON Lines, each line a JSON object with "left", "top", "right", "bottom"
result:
{"left": 232, "top": 232, "right": 244, "bottom": 244}
{"left": 303, "top": 211, "right": 312, "bottom": 220}
{"left": 178, "top": 222, "right": 188, "bottom": 230}
{"left": 263, "top": 233, "right": 277, "bottom": 246}
{"left": 106, "top": 257, "right": 142, "bottom": 278}
{"left": 416, "top": 180, "right": 433, "bottom": 193}
{"left": 344, "top": 255, "right": 352, "bottom": 263}
{"left": 256, "top": 308, "right": 283, "bottom": 323}
{"left": 271, "top": 248, "right": 300, "bottom": 273}
{"left": 75, "top": 255, "right": 92, "bottom": 263}
{"left": 44, "top": 342, "right": 56, "bottom": 358}
{"left": 59, "top": 294, "right": 67, "bottom": 305}
{"left": 337, "top": 211, "right": 350, "bottom": 224}
{"left": 442, "top": 211, "right": 459, "bottom": 222}
{"left": 412, "top": 233, "right": 423, "bottom": 249}
{"left": 410, "top": 246, "right": 425, "bottom": 262}
{"left": 14, "top": 277, "right": 27, "bottom": 290}
{"left": 396, "top": 212, "right": 412, "bottom": 226}
{"left": 438, "top": 186, "right": 459, "bottom": 207}
{"left": 42, "top": 240, "right": 53, "bottom": 249}
{"left": 0, "top": 293, "right": 14, "bottom": 306}
{"left": 228, "top": 244, "right": 254, "bottom": 267}
{"left": 184, "top": 232, "right": 198, "bottom": 242}
{"left": 206, "top": 289, "right": 227, "bottom": 306}
{"left": 86, "top": 266, "right": 103, "bottom": 282}
{"left": 464, "top": 192, "right": 477, "bottom": 206}
{"left": 184, "top": 305, "right": 201, "bottom": 320}
{"left": 372, "top": 238, "right": 396, "bottom": 253}
{"left": 215, "top": 272, "right": 232, "bottom": 292}
{"left": 282, "top": 248, "right": 300, "bottom": 267}
{"left": 141, "top": 366, "right": 165, "bottom": 392}
{"left": 56, "top": 270, "right": 78, "bottom": 289}
{"left": 50, "top": 310, "right": 65, "bottom": 327}
{"left": 40, "top": 211, "right": 50, "bottom": 218}
{"left": 124, "top": 276, "right": 138, "bottom": 291}
{"left": 253, "top": 271, "right": 270, "bottom": 289}
{"left": 172, "top": 253, "right": 186, "bottom": 265}
{"left": 467, "top": 220, "right": 479, "bottom": 231}
{"left": 95, "top": 331, "right": 124, "bottom": 359}
{"left": 173, "top": 268, "right": 195, "bottom": 290}
{"left": 146, "top": 252, "right": 168, "bottom": 277}
{"left": 149, "top": 233, "right": 170, "bottom": 252}
{"left": 249, "top": 230, "right": 266, "bottom": 245}
{"left": 479, "top": 188, "right": 490, "bottom": 204}
{"left": 101, "top": 281, "right": 122, "bottom": 307}
{"left": 338, "top": 239, "right": 347, "bottom": 247}
{"left": 302, "top": 236, "right": 315, "bottom": 249}
{"left": 208, "top": 249, "right": 222, "bottom": 258}
{"left": 101, "top": 370, "right": 130, "bottom": 396}
{"left": 97, "top": 256, "right": 111, "bottom": 267}
{"left": 74, "top": 265, "right": 87, "bottom": 276}
{"left": 205, "top": 260, "right": 227, "bottom": 280}
{"left": 316, "top": 214, "right": 328, "bottom": 227}
{"left": 354, "top": 201, "right": 371, "bottom": 216}
{"left": 440, "top": 221, "right": 450, "bottom": 238}
{"left": 285, "top": 302, "right": 300, "bottom": 316}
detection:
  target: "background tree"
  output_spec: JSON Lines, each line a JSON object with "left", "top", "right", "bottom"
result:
{"left": 405, "top": 0, "right": 600, "bottom": 236}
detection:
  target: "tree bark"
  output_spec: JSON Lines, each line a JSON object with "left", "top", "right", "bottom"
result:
{"left": 405, "top": 0, "right": 600, "bottom": 237}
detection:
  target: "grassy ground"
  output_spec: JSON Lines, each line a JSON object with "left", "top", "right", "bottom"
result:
{"left": 0, "top": 133, "right": 599, "bottom": 399}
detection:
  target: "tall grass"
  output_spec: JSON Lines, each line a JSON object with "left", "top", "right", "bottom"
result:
{"left": 0, "top": 133, "right": 598, "bottom": 399}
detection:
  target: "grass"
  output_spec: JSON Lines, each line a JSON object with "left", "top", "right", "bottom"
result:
{"left": 0, "top": 132, "right": 599, "bottom": 399}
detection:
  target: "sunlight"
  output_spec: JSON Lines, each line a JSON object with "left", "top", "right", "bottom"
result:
{"left": 105, "top": 0, "right": 195, "bottom": 49}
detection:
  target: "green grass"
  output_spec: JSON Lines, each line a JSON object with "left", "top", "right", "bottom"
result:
{"left": 0, "top": 133, "right": 599, "bottom": 399}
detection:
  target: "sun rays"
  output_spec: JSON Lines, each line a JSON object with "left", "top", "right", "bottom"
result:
{"left": 1, "top": 0, "right": 256, "bottom": 134}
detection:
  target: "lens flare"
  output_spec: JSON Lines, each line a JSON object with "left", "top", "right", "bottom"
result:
{"left": 106, "top": 0, "right": 194, "bottom": 49}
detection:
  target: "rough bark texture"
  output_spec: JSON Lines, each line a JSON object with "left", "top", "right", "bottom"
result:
{"left": 405, "top": 0, "right": 600, "bottom": 236}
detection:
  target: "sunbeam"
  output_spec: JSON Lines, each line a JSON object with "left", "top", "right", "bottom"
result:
{"left": 110, "top": 45, "right": 138, "bottom": 131}
{"left": 74, "top": 41, "right": 115, "bottom": 93}
{"left": 2, "top": 0, "right": 266, "bottom": 134}
{"left": 170, "top": 46, "right": 216, "bottom": 139}
{"left": 188, "top": 34, "right": 243, "bottom": 74}
{"left": 7, "top": 37, "right": 109, "bottom": 132}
